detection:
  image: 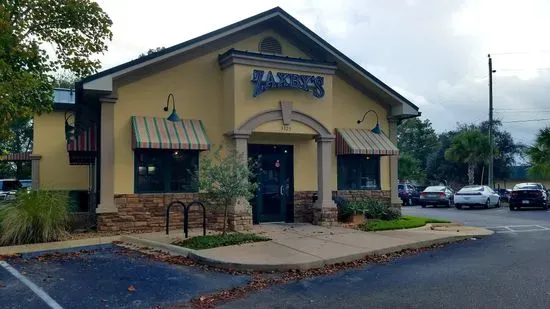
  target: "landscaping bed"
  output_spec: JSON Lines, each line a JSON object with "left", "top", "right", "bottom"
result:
{"left": 359, "top": 215, "right": 451, "bottom": 231}
{"left": 172, "top": 233, "right": 271, "bottom": 250}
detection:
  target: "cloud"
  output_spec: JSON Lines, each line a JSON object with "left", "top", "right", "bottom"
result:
{"left": 92, "top": 0, "right": 550, "bottom": 145}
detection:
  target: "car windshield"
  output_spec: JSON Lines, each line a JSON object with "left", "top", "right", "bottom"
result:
{"left": 398, "top": 185, "right": 404, "bottom": 190}
{"left": 424, "top": 186, "right": 445, "bottom": 192}
{"left": 0, "top": 180, "right": 22, "bottom": 192}
{"left": 459, "top": 186, "right": 484, "bottom": 192}
{"left": 514, "top": 184, "right": 543, "bottom": 190}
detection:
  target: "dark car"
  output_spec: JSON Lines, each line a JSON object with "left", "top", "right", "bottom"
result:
{"left": 398, "top": 183, "right": 420, "bottom": 206}
{"left": 509, "top": 183, "right": 549, "bottom": 211}
{"left": 497, "top": 188, "right": 511, "bottom": 202}
{"left": 419, "top": 185, "right": 454, "bottom": 208}
{"left": 0, "top": 179, "right": 22, "bottom": 201}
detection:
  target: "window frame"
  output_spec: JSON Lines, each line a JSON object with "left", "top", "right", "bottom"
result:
{"left": 134, "top": 149, "right": 199, "bottom": 194}
{"left": 337, "top": 155, "right": 381, "bottom": 190}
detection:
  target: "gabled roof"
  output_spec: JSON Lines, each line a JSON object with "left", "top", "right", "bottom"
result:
{"left": 79, "top": 7, "right": 419, "bottom": 116}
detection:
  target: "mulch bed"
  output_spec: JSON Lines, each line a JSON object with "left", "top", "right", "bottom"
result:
{"left": 0, "top": 239, "right": 463, "bottom": 309}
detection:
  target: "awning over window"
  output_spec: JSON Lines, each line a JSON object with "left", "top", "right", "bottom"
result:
{"left": 67, "top": 125, "right": 97, "bottom": 152}
{"left": 0, "top": 152, "right": 31, "bottom": 161}
{"left": 131, "top": 116, "right": 210, "bottom": 150}
{"left": 67, "top": 125, "right": 97, "bottom": 165}
{"left": 335, "top": 128, "right": 398, "bottom": 156}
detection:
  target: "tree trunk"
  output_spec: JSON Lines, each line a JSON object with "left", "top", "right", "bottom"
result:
{"left": 222, "top": 203, "right": 228, "bottom": 236}
{"left": 480, "top": 165, "right": 485, "bottom": 185}
{"left": 468, "top": 163, "right": 475, "bottom": 185}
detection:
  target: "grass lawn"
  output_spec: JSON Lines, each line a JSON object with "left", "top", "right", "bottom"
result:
{"left": 173, "top": 233, "right": 271, "bottom": 250}
{"left": 359, "top": 215, "right": 451, "bottom": 232}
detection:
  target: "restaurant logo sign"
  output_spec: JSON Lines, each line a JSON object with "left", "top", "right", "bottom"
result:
{"left": 251, "top": 69, "right": 325, "bottom": 98}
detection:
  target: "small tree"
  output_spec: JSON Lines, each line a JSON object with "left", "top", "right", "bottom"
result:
{"left": 527, "top": 127, "right": 550, "bottom": 178}
{"left": 445, "top": 129, "right": 496, "bottom": 185}
{"left": 198, "top": 145, "right": 257, "bottom": 235}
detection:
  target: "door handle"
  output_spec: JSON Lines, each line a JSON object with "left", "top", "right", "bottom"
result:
{"left": 280, "top": 185, "right": 284, "bottom": 196}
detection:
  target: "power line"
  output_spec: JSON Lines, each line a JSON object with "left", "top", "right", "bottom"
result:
{"left": 495, "top": 110, "right": 550, "bottom": 113}
{"left": 491, "top": 50, "right": 550, "bottom": 56}
{"left": 496, "top": 68, "right": 550, "bottom": 72}
{"left": 502, "top": 118, "right": 550, "bottom": 123}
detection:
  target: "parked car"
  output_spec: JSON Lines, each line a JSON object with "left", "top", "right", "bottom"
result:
{"left": 398, "top": 183, "right": 420, "bottom": 206}
{"left": 0, "top": 179, "right": 22, "bottom": 201}
{"left": 497, "top": 188, "right": 511, "bottom": 202}
{"left": 419, "top": 186, "right": 454, "bottom": 208}
{"left": 19, "top": 179, "right": 32, "bottom": 189}
{"left": 509, "top": 183, "right": 549, "bottom": 211}
{"left": 454, "top": 185, "right": 501, "bottom": 209}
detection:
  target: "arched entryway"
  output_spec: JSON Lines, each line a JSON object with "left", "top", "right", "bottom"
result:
{"left": 226, "top": 102, "right": 337, "bottom": 226}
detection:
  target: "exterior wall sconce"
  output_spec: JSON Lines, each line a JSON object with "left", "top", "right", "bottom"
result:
{"left": 357, "top": 109, "right": 381, "bottom": 134}
{"left": 163, "top": 93, "right": 180, "bottom": 122}
{"left": 64, "top": 111, "right": 75, "bottom": 140}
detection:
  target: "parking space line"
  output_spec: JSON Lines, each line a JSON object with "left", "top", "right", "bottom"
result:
{"left": 0, "top": 261, "right": 64, "bottom": 309}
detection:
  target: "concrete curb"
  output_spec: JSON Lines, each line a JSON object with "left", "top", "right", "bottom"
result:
{"left": 0, "top": 236, "right": 121, "bottom": 255}
{"left": 120, "top": 235, "right": 197, "bottom": 257}
{"left": 118, "top": 229, "right": 493, "bottom": 271}
{"left": 188, "top": 234, "right": 489, "bottom": 271}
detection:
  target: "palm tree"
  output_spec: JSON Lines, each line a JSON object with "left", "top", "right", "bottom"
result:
{"left": 527, "top": 127, "right": 550, "bottom": 178}
{"left": 444, "top": 129, "right": 495, "bottom": 185}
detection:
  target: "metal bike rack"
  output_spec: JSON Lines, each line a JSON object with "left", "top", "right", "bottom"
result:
{"left": 165, "top": 201, "right": 186, "bottom": 235}
{"left": 184, "top": 201, "right": 206, "bottom": 239}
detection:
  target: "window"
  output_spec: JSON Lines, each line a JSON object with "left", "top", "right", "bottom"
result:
{"left": 337, "top": 155, "right": 380, "bottom": 190}
{"left": 258, "top": 37, "right": 282, "bottom": 54}
{"left": 135, "top": 150, "right": 198, "bottom": 193}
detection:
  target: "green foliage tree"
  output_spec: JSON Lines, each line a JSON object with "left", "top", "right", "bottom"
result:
{"left": 426, "top": 131, "right": 468, "bottom": 185}
{"left": 398, "top": 152, "right": 425, "bottom": 183}
{"left": 0, "top": 0, "right": 112, "bottom": 139}
{"left": 198, "top": 146, "right": 257, "bottom": 235}
{"left": 444, "top": 129, "right": 495, "bottom": 185}
{"left": 397, "top": 118, "right": 438, "bottom": 172}
{"left": 526, "top": 127, "right": 550, "bottom": 178}
{"left": 138, "top": 46, "right": 166, "bottom": 58}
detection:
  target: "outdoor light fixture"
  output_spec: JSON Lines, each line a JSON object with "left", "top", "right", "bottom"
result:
{"left": 357, "top": 110, "right": 381, "bottom": 134}
{"left": 163, "top": 93, "right": 180, "bottom": 122}
{"left": 64, "top": 112, "right": 75, "bottom": 140}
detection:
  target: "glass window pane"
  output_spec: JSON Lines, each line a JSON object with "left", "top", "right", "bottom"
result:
{"left": 338, "top": 155, "right": 380, "bottom": 190}
{"left": 136, "top": 151, "right": 164, "bottom": 192}
{"left": 170, "top": 151, "right": 198, "bottom": 192}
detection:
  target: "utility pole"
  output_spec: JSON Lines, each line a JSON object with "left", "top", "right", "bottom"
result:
{"left": 488, "top": 54, "right": 495, "bottom": 188}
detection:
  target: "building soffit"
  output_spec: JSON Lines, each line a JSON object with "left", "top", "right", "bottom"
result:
{"left": 77, "top": 7, "right": 419, "bottom": 119}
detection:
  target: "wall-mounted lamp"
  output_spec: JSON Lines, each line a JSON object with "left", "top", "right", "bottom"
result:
{"left": 163, "top": 93, "right": 180, "bottom": 122}
{"left": 357, "top": 110, "right": 380, "bottom": 134}
{"left": 64, "top": 111, "right": 75, "bottom": 140}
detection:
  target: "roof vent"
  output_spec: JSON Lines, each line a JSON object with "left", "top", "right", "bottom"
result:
{"left": 258, "top": 37, "right": 282, "bottom": 54}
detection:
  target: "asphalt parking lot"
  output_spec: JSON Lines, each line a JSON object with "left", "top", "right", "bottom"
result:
{"left": 0, "top": 245, "right": 250, "bottom": 309}
{"left": 403, "top": 203, "right": 550, "bottom": 233}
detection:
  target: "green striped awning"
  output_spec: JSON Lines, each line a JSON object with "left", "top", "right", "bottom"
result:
{"left": 335, "top": 128, "right": 398, "bottom": 156}
{"left": 131, "top": 116, "right": 210, "bottom": 150}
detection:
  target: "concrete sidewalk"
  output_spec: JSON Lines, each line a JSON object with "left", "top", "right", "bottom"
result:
{"left": 123, "top": 223, "right": 493, "bottom": 271}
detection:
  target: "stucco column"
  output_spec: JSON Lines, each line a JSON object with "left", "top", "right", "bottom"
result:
{"left": 97, "top": 96, "right": 117, "bottom": 214}
{"left": 30, "top": 154, "right": 41, "bottom": 190}
{"left": 388, "top": 118, "right": 401, "bottom": 207}
{"left": 313, "top": 136, "right": 337, "bottom": 226}
{"left": 225, "top": 132, "right": 253, "bottom": 231}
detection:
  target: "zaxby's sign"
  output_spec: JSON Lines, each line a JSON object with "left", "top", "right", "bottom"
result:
{"left": 251, "top": 70, "right": 325, "bottom": 98}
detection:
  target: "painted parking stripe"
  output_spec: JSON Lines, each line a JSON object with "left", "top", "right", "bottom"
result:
{"left": 0, "top": 261, "right": 64, "bottom": 309}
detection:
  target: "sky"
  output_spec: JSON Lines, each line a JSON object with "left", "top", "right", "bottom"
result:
{"left": 93, "top": 0, "right": 550, "bottom": 145}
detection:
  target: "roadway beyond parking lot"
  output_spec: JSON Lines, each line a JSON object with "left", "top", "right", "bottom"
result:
{"left": 219, "top": 206, "right": 550, "bottom": 309}
{"left": 0, "top": 245, "right": 250, "bottom": 309}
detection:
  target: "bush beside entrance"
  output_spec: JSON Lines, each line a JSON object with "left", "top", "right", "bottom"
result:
{"left": 0, "top": 190, "right": 71, "bottom": 245}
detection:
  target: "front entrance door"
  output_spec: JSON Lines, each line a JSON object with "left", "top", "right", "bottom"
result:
{"left": 249, "top": 145, "right": 293, "bottom": 223}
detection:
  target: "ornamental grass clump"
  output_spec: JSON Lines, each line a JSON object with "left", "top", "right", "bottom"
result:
{"left": 0, "top": 190, "right": 70, "bottom": 245}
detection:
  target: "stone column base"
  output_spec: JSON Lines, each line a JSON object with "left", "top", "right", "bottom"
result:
{"left": 389, "top": 203, "right": 402, "bottom": 214}
{"left": 312, "top": 207, "right": 338, "bottom": 227}
{"left": 228, "top": 212, "right": 253, "bottom": 232}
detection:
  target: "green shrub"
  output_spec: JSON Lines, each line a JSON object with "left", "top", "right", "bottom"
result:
{"left": 363, "top": 199, "right": 388, "bottom": 219}
{"left": 173, "top": 233, "right": 270, "bottom": 250}
{"left": 335, "top": 196, "right": 353, "bottom": 222}
{"left": 381, "top": 207, "right": 401, "bottom": 220}
{"left": 0, "top": 190, "right": 70, "bottom": 245}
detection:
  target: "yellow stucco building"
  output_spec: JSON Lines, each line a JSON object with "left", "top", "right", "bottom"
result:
{"left": 27, "top": 7, "right": 420, "bottom": 231}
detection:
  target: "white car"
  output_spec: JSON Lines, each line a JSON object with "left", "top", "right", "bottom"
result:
{"left": 454, "top": 185, "right": 501, "bottom": 209}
